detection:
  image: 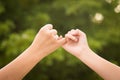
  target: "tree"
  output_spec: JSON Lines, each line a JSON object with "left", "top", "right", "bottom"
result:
{"left": 0, "top": 0, "right": 120, "bottom": 80}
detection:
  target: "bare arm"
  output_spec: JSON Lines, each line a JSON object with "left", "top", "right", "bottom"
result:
{"left": 63, "top": 29, "right": 120, "bottom": 80}
{"left": 0, "top": 24, "right": 65, "bottom": 80}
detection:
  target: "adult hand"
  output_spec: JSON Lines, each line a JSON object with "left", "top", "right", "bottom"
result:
{"left": 31, "top": 24, "right": 66, "bottom": 57}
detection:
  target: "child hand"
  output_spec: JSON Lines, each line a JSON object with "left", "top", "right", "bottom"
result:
{"left": 63, "top": 29, "right": 90, "bottom": 57}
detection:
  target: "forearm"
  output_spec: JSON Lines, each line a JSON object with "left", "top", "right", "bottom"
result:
{"left": 0, "top": 24, "right": 65, "bottom": 80}
{"left": 0, "top": 46, "right": 45, "bottom": 80}
{"left": 77, "top": 49, "right": 120, "bottom": 80}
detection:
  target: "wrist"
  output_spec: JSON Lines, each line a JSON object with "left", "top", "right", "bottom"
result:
{"left": 75, "top": 47, "right": 94, "bottom": 59}
{"left": 26, "top": 45, "right": 46, "bottom": 60}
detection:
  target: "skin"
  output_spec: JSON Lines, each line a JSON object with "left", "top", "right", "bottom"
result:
{"left": 1, "top": 24, "right": 120, "bottom": 80}
{"left": 0, "top": 24, "right": 66, "bottom": 80}
{"left": 63, "top": 29, "right": 120, "bottom": 80}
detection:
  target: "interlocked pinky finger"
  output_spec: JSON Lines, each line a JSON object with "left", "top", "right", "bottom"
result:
{"left": 57, "top": 35, "right": 63, "bottom": 40}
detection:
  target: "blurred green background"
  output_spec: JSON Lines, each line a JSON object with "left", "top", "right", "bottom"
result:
{"left": 0, "top": 0, "right": 120, "bottom": 80}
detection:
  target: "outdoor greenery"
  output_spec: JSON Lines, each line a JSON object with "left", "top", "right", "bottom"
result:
{"left": 0, "top": 0, "right": 120, "bottom": 80}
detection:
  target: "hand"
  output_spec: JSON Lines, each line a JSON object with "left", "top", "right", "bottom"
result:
{"left": 62, "top": 29, "right": 90, "bottom": 57}
{"left": 63, "top": 29, "right": 120, "bottom": 80}
{"left": 0, "top": 24, "right": 66, "bottom": 80}
{"left": 30, "top": 24, "right": 66, "bottom": 57}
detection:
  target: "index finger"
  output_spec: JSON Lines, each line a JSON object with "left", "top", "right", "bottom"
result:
{"left": 42, "top": 24, "right": 53, "bottom": 30}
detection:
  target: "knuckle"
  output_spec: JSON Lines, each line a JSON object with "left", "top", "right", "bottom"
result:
{"left": 51, "top": 29, "right": 57, "bottom": 34}
{"left": 68, "top": 31, "right": 71, "bottom": 34}
{"left": 71, "top": 29, "right": 75, "bottom": 32}
{"left": 65, "top": 34, "right": 68, "bottom": 38}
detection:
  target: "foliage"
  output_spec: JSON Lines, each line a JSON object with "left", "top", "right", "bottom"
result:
{"left": 0, "top": 0, "right": 120, "bottom": 80}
